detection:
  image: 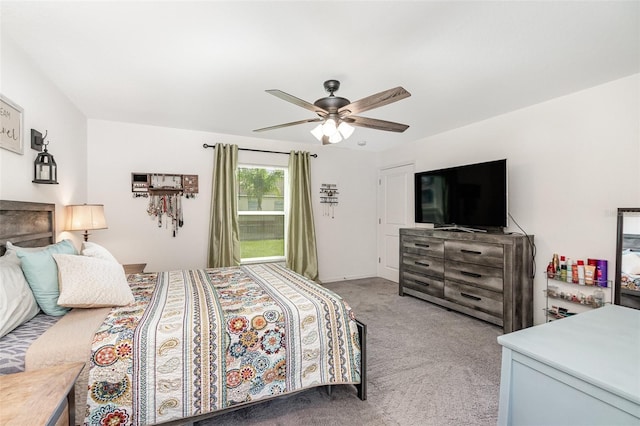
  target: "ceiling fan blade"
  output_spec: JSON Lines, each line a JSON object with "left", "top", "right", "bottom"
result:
{"left": 347, "top": 116, "right": 410, "bottom": 133}
{"left": 266, "top": 90, "right": 328, "bottom": 115}
{"left": 253, "top": 117, "right": 323, "bottom": 132}
{"left": 339, "top": 87, "right": 411, "bottom": 116}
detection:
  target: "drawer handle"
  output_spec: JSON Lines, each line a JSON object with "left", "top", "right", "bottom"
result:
{"left": 415, "top": 243, "right": 430, "bottom": 248}
{"left": 414, "top": 261, "right": 430, "bottom": 267}
{"left": 460, "top": 292, "right": 481, "bottom": 301}
{"left": 460, "top": 271, "right": 482, "bottom": 278}
{"left": 461, "top": 249, "right": 482, "bottom": 255}
{"left": 415, "top": 280, "right": 430, "bottom": 287}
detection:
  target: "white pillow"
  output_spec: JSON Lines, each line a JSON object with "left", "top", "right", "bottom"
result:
{"left": 6, "top": 240, "right": 53, "bottom": 253}
{"left": 0, "top": 256, "right": 40, "bottom": 337}
{"left": 4, "top": 241, "right": 49, "bottom": 264}
{"left": 621, "top": 251, "right": 640, "bottom": 275}
{"left": 81, "top": 242, "right": 119, "bottom": 264}
{"left": 53, "top": 254, "right": 134, "bottom": 308}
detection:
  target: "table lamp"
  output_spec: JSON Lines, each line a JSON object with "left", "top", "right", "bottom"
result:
{"left": 65, "top": 204, "right": 108, "bottom": 241}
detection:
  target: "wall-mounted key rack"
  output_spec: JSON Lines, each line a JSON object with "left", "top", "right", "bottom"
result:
{"left": 131, "top": 172, "right": 199, "bottom": 237}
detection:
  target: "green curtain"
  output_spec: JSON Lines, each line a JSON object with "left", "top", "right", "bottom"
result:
{"left": 207, "top": 144, "right": 241, "bottom": 268}
{"left": 286, "top": 151, "right": 319, "bottom": 281}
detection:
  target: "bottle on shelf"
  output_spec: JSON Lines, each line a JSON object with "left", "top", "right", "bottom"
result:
{"left": 547, "top": 262, "right": 555, "bottom": 278}
{"left": 593, "top": 288, "right": 605, "bottom": 307}
{"left": 560, "top": 256, "right": 567, "bottom": 281}
{"left": 552, "top": 253, "right": 560, "bottom": 278}
{"left": 565, "top": 258, "right": 573, "bottom": 283}
{"left": 577, "top": 260, "right": 585, "bottom": 285}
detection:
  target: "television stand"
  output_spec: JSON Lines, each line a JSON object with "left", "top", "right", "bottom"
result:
{"left": 435, "top": 225, "right": 487, "bottom": 233}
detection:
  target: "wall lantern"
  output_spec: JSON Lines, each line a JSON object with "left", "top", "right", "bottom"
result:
{"left": 31, "top": 129, "right": 58, "bottom": 184}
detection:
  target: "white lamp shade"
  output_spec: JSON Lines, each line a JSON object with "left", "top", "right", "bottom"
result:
{"left": 65, "top": 204, "right": 108, "bottom": 231}
{"left": 338, "top": 122, "right": 355, "bottom": 139}
{"left": 322, "top": 118, "right": 337, "bottom": 136}
{"left": 328, "top": 131, "right": 343, "bottom": 143}
{"left": 310, "top": 124, "right": 324, "bottom": 141}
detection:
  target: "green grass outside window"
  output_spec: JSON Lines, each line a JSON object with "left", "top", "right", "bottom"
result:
{"left": 240, "top": 239, "right": 284, "bottom": 259}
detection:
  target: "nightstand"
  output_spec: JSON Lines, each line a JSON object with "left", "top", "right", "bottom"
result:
{"left": 123, "top": 263, "right": 147, "bottom": 274}
{"left": 0, "top": 362, "right": 84, "bottom": 426}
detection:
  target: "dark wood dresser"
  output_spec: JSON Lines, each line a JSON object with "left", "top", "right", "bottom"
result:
{"left": 399, "top": 228, "right": 534, "bottom": 333}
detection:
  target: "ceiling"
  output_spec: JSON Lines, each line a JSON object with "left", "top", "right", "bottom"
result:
{"left": 2, "top": 1, "right": 638, "bottom": 152}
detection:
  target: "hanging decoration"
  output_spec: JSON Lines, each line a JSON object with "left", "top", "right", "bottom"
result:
{"left": 147, "top": 193, "right": 183, "bottom": 237}
{"left": 131, "top": 172, "right": 198, "bottom": 237}
{"left": 320, "top": 183, "right": 338, "bottom": 218}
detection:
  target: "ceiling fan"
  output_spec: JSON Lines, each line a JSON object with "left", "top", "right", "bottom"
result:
{"left": 253, "top": 80, "right": 411, "bottom": 145}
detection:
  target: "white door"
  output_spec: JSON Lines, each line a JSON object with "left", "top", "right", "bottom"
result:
{"left": 377, "top": 163, "right": 414, "bottom": 282}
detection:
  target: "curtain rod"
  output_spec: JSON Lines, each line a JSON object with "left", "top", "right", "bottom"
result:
{"left": 202, "top": 144, "right": 318, "bottom": 158}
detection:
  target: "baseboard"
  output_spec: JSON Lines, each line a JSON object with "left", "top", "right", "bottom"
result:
{"left": 320, "top": 274, "right": 377, "bottom": 284}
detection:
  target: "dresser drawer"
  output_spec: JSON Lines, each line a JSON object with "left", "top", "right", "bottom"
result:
{"left": 402, "top": 252, "right": 444, "bottom": 279}
{"left": 401, "top": 235, "right": 444, "bottom": 258}
{"left": 402, "top": 272, "right": 444, "bottom": 298}
{"left": 445, "top": 240, "right": 504, "bottom": 268}
{"left": 445, "top": 260, "right": 504, "bottom": 293}
{"left": 445, "top": 281, "right": 503, "bottom": 318}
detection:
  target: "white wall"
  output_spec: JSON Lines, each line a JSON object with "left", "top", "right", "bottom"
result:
{"left": 0, "top": 35, "right": 87, "bottom": 241}
{"left": 379, "top": 74, "right": 640, "bottom": 324}
{"left": 87, "top": 119, "right": 378, "bottom": 282}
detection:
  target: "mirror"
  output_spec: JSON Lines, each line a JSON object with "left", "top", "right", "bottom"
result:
{"left": 615, "top": 207, "right": 640, "bottom": 309}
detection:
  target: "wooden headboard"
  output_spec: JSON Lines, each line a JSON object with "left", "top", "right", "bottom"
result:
{"left": 0, "top": 200, "right": 56, "bottom": 255}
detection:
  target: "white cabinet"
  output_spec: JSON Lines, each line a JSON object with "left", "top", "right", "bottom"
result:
{"left": 497, "top": 305, "right": 640, "bottom": 425}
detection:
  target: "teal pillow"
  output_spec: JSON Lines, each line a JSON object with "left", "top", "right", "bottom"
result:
{"left": 17, "top": 239, "right": 77, "bottom": 316}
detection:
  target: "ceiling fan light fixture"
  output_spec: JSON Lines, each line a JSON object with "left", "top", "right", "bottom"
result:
{"left": 338, "top": 121, "right": 354, "bottom": 139}
{"left": 328, "top": 131, "right": 342, "bottom": 144}
{"left": 322, "top": 118, "right": 337, "bottom": 136}
{"left": 310, "top": 124, "right": 324, "bottom": 141}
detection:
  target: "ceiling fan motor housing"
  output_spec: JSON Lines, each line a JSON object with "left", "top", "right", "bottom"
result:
{"left": 314, "top": 80, "right": 350, "bottom": 114}
{"left": 314, "top": 96, "right": 350, "bottom": 113}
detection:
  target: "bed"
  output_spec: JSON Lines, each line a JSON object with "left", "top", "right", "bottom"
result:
{"left": 0, "top": 200, "right": 366, "bottom": 425}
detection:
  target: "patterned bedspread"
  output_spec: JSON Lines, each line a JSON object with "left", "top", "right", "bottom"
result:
{"left": 84, "top": 264, "right": 361, "bottom": 425}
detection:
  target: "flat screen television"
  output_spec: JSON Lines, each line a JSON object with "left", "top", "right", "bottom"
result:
{"left": 414, "top": 159, "right": 507, "bottom": 230}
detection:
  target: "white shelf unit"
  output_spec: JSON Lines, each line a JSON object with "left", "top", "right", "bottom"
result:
{"left": 544, "top": 277, "right": 613, "bottom": 322}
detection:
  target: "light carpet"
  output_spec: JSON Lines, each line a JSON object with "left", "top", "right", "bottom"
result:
{"left": 197, "top": 277, "right": 503, "bottom": 426}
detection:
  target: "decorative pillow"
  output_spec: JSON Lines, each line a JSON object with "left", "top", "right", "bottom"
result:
{"left": 16, "top": 239, "right": 77, "bottom": 316}
{"left": 53, "top": 254, "right": 134, "bottom": 308}
{"left": 0, "top": 256, "right": 40, "bottom": 337}
{"left": 81, "top": 242, "right": 119, "bottom": 264}
{"left": 621, "top": 251, "right": 640, "bottom": 275}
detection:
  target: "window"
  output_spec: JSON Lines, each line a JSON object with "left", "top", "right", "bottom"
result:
{"left": 237, "top": 165, "right": 287, "bottom": 262}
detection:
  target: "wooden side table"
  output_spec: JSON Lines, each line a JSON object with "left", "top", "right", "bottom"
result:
{"left": 0, "top": 362, "right": 84, "bottom": 426}
{"left": 123, "top": 263, "right": 147, "bottom": 274}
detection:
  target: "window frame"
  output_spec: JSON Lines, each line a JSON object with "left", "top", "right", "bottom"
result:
{"left": 237, "top": 163, "right": 288, "bottom": 264}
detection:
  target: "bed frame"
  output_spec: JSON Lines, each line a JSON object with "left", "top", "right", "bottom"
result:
{"left": 0, "top": 200, "right": 55, "bottom": 255}
{"left": 0, "top": 199, "right": 367, "bottom": 424}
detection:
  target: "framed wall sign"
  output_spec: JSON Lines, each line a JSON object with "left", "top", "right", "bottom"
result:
{"left": 0, "top": 94, "right": 24, "bottom": 154}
